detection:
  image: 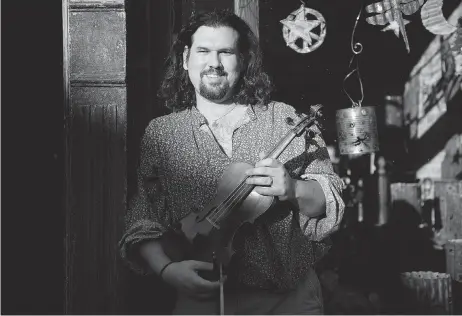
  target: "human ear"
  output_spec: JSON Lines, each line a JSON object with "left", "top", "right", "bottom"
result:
{"left": 183, "top": 46, "right": 189, "bottom": 70}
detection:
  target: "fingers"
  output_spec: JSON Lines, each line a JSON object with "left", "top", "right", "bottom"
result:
{"left": 194, "top": 277, "right": 221, "bottom": 291}
{"left": 246, "top": 166, "right": 278, "bottom": 178}
{"left": 188, "top": 260, "right": 222, "bottom": 290}
{"left": 189, "top": 274, "right": 220, "bottom": 300}
{"left": 245, "top": 175, "right": 273, "bottom": 186}
{"left": 253, "top": 186, "right": 280, "bottom": 196}
{"left": 255, "top": 157, "right": 281, "bottom": 168}
{"left": 258, "top": 151, "right": 267, "bottom": 160}
{"left": 189, "top": 260, "right": 214, "bottom": 271}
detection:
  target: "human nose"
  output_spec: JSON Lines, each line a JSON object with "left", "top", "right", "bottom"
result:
{"left": 206, "top": 51, "right": 221, "bottom": 68}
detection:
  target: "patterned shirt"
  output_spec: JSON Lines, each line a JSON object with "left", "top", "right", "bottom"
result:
{"left": 119, "top": 101, "right": 345, "bottom": 291}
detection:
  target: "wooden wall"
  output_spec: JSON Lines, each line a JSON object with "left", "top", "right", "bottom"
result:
{"left": 63, "top": 0, "right": 127, "bottom": 313}
{"left": 181, "top": 0, "right": 234, "bottom": 25}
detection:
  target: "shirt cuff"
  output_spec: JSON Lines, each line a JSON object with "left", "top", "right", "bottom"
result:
{"left": 118, "top": 219, "right": 166, "bottom": 275}
{"left": 299, "top": 173, "right": 345, "bottom": 241}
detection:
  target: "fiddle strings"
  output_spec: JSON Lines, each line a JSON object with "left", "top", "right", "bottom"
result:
{"left": 208, "top": 145, "right": 284, "bottom": 223}
{"left": 207, "top": 175, "right": 255, "bottom": 224}
{"left": 207, "top": 177, "right": 253, "bottom": 223}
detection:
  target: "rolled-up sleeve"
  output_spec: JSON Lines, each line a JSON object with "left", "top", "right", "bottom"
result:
{"left": 299, "top": 127, "right": 345, "bottom": 241}
{"left": 118, "top": 122, "right": 170, "bottom": 275}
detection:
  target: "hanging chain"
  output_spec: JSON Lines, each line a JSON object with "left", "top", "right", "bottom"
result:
{"left": 343, "top": 2, "right": 365, "bottom": 108}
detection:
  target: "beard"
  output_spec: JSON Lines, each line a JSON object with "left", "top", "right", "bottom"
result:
{"left": 198, "top": 68, "right": 233, "bottom": 102}
{"left": 199, "top": 80, "right": 230, "bottom": 101}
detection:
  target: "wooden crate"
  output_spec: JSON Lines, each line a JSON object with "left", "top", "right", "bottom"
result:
{"left": 446, "top": 239, "right": 462, "bottom": 283}
{"left": 442, "top": 134, "right": 462, "bottom": 180}
{"left": 400, "top": 271, "right": 453, "bottom": 314}
{"left": 390, "top": 181, "right": 462, "bottom": 242}
{"left": 445, "top": 239, "right": 462, "bottom": 314}
{"left": 435, "top": 182, "right": 462, "bottom": 241}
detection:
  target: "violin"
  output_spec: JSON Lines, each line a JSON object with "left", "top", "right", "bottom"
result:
{"left": 161, "top": 104, "right": 322, "bottom": 314}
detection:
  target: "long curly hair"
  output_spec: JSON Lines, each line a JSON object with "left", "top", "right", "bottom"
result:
{"left": 158, "top": 9, "right": 273, "bottom": 112}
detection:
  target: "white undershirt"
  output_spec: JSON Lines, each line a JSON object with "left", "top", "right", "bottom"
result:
{"left": 201, "top": 106, "right": 250, "bottom": 157}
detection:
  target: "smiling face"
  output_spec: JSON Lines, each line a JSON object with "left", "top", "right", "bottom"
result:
{"left": 183, "top": 26, "right": 242, "bottom": 104}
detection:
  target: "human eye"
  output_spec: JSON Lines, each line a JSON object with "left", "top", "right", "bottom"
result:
{"left": 220, "top": 49, "right": 235, "bottom": 56}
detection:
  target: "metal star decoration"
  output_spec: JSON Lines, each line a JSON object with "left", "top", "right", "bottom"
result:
{"left": 365, "top": 0, "right": 425, "bottom": 53}
{"left": 280, "top": 18, "right": 320, "bottom": 46}
{"left": 280, "top": 4, "right": 327, "bottom": 54}
{"left": 381, "top": 18, "right": 411, "bottom": 37}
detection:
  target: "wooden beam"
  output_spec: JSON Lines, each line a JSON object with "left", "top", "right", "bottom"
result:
{"left": 234, "top": 0, "right": 259, "bottom": 38}
{"left": 63, "top": 0, "right": 127, "bottom": 313}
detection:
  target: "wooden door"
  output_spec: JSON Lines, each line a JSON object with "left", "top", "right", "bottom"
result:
{"left": 63, "top": 0, "right": 127, "bottom": 314}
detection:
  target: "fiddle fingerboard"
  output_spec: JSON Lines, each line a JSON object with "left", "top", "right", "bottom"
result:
{"left": 206, "top": 179, "right": 255, "bottom": 226}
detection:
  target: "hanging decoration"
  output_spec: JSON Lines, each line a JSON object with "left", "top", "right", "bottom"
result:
{"left": 450, "top": 17, "right": 462, "bottom": 54}
{"left": 421, "top": 0, "right": 458, "bottom": 35}
{"left": 336, "top": 5, "right": 379, "bottom": 155}
{"left": 365, "top": 0, "right": 425, "bottom": 53}
{"left": 280, "top": 1, "right": 327, "bottom": 54}
{"left": 336, "top": 106, "right": 380, "bottom": 155}
{"left": 450, "top": 23, "right": 462, "bottom": 75}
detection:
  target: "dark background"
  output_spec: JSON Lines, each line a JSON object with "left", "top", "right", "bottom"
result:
{"left": 1, "top": 0, "right": 460, "bottom": 314}
{"left": 2, "top": 0, "right": 65, "bottom": 314}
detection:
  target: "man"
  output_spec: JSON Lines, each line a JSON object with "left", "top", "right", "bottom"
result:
{"left": 119, "top": 9, "right": 344, "bottom": 315}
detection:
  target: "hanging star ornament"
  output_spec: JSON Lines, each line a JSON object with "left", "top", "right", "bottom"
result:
{"left": 381, "top": 18, "right": 410, "bottom": 36}
{"left": 280, "top": 4, "right": 327, "bottom": 54}
{"left": 365, "top": 0, "right": 425, "bottom": 53}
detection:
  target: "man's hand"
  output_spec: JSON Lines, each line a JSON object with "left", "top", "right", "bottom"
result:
{"left": 161, "top": 260, "right": 221, "bottom": 300}
{"left": 245, "top": 152, "right": 296, "bottom": 202}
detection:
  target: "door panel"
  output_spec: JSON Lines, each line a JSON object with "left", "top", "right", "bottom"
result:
{"left": 63, "top": 0, "right": 127, "bottom": 314}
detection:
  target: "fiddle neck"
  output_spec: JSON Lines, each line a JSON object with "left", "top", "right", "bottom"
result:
{"left": 264, "top": 129, "right": 298, "bottom": 160}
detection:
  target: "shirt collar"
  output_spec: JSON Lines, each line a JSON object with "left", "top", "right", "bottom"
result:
{"left": 189, "top": 104, "right": 257, "bottom": 129}
{"left": 189, "top": 106, "right": 208, "bottom": 129}
{"left": 246, "top": 105, "right": 257, "bottom": 121}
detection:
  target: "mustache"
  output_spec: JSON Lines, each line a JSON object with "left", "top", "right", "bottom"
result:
{"left": 201, "top": 68, "right": 227, "bottom": 77}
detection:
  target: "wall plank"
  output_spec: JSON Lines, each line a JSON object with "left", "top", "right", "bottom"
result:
{"left": 64, "top": 0, "right": 127, "bottom": 314}
{"left": 69, "top": 10, "right": 126, "bottom": 81}
{"left": 235, "top": 0, "right": 259, "bottom": 38}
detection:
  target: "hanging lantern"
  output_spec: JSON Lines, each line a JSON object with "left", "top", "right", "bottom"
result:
{"left": 336, "top": 106, "right": 379, "bottom": 155}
